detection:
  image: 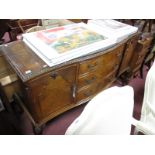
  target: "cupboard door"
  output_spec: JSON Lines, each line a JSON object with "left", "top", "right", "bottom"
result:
{"left": 26, "top": 64, "right": 77, "bottom": 122}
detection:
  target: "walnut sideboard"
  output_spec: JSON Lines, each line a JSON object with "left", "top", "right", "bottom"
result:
{"left": 1, "top": 34, "right": 137, "bottom": 134}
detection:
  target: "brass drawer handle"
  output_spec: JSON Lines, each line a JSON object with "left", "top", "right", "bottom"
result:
{"left": 50, "top": 72, "right": 57, "bottom": 79}
{"left": 85, "top": 76, "right": 96, "bottom": 84}
{"left": 87, "top": 62, "right": 98, "bottom": 69}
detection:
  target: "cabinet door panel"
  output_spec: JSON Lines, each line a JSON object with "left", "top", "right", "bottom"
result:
{"left": 27, "top": 65, "right": 77, "bottom": 122}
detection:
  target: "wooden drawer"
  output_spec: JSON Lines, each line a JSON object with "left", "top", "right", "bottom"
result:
{"left": 79, "top": 56, "right": 103, "bottom": 75}
{"left": 76, "top": 69, "right": 117, "bottom": 103}
{"left": 76, "top": 83, "right": 99, "bottom": 102}
{"left": 101, "top": 46, "right": 123, "bottom": 64}
{"left": 97, "top": 72, "right": 116, "bottom": 92}
{"left": 99, "top": 44, "right": 124, "bottom": 73}
{"left": 78, "top": 72, "right": 100, "bottom": 89}
{"left": 79, "top": 46, "right": 123, "bottom": 75}
{"left": 78, "top": 64, "right": 119, "bottom": 89}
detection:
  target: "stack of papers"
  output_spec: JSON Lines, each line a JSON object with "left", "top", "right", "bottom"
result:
{"left": 23, "top": 23, "right": 116, "bottom": 67}
{"left": 87, "top": 19, "right": 138, "bottom": 43}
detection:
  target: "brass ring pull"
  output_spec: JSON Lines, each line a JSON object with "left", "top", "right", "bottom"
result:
{"left": 87, "top": 62, "right": 98, "bottom": 69}
{"left": 50, "top": 72, "right": 57, "bottom": 79}
{"left": 85, "top": 76, "right": 96, "bottom": 84}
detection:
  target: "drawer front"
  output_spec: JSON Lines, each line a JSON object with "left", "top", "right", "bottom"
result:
{"left": 79, "top": 56, "right": 103, "bottom": 75}
{"left": 76, "top": 83, "right": 99, "bottom": 102}
{"left": 78, "top": 64, "right": 119, "bottom": 89}
{"left": 78, "top": 44, "right": 124, "bottom": 75}
{"left": 78, "top": 72, "right": 100, "bottom": 89}
{"left": 100, "top": 44, "right": 124, "bottom": 74}
{"left": 101, "top": 46, "right": 123, "bottom": 66}
{"left": 76, "top": 70, "right": 117, "bottom": 103}
{"left": 97, "top": 72, "right": 116, "bottom": 92}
